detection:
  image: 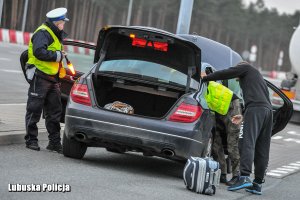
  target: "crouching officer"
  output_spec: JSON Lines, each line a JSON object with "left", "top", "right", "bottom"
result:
{"left": 25, "top": 8, "right": 69, "bottom": 153}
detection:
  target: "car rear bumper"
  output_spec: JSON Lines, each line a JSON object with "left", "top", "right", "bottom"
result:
{"left": 64, "top": 102, "right": 213, "bottom": 160}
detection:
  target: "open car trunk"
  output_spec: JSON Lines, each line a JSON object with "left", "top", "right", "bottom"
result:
{"left": 93, "top": 74, "right": 186, "bottom": 118}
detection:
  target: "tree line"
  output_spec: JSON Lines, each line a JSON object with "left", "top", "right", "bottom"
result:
{"left": 1, "top": 0, "right": 299, "bottom": 71}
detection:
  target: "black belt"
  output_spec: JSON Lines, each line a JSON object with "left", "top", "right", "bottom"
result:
{"left": 35, "top": 68, "right": 59, "bottom": 83}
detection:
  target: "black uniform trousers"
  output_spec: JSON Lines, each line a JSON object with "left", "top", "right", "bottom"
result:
{"left": 239, "top": 106, "right": 273, "bottom": 181}
{"left": 25, "top": 75, "right": 62, "bottom": 145}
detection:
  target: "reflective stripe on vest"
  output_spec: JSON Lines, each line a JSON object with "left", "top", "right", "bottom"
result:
{"left": 204, "top": 81, "right": 233, "bottom": 115}
{"left": 27, "top": 24, "right": 62, "bottom": 75}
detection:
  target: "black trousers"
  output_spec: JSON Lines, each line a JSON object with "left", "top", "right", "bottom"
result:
{"left": 239, "top": 106, "right": 273, "bottom": 180}
{"left": 25, "top": 75, "right": 62, "bottom": 144}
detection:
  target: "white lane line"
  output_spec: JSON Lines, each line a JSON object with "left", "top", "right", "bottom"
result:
{"left": 287, "top": 131, "right": 300, "bottom": 136}
{"left": 266, "top": 172, "right": 282, "bottom": 177}
{"left": 272, "top": 136, "right": 283, "bottom": 140}
{"left": 290, "top": 163, "right": 300, "bottom": 167}
{"left": 0, "top": 103, "right": 26, "bottom": 106}
{"left": 0, "top": 69, "right": 22, "bottom": 73}
{"left": 0, "top": 58, "right": 11, "bottom": 61}
{"left": 282, "top": 165, "right": 299, "bottom": 169}
{"left": 269, "top": 170, "right": 289, "bottom": 174}
{"left": 283, "top": 138, "right": 300, "bottom": 143}
{"left": 277, "top": 168, "right": 295, "bottom": 172}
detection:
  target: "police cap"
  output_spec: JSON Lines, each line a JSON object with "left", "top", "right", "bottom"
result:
{"left": 46, "top": 7, "right": 69, "bottom": 22}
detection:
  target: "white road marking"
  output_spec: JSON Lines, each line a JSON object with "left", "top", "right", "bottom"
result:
{"left": 282, "top": 165, "right": 299, "bottom": 169}
{"left": 289, "top": 163, "right": 300, "bottom": 167}
{"left": 266, "top": 172, "right": 282, "bottom": 177}
{"left": 272, "top": 136, "right": 283, "bottom": 140}
{"left": 0, "top": 58, "right": 11, "bottom": 61}
{"left": 0, "top": 69, "right": 22, "bottom": 73}
{"left": 267, "top": 162, "right": 300, "bottom": 178}
{"left": 287, "top": 131, "right": 300, "bottom": 136}
{"left": 269, "top": 170, "right": 289, "bottom": 174}
{"left": 283, "top": 138, "right": 300, "bottom": 143}
{"left": 276, "top": 168, "right": 295, "bottom": 172}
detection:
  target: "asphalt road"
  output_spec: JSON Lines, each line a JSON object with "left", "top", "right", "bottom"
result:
{"left": 1, "top": 42, "right": 300, "bottom": 199}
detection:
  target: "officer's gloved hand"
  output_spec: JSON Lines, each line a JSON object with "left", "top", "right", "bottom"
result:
{"left": 62, "top": 50, "right": 67, "bottom": 58}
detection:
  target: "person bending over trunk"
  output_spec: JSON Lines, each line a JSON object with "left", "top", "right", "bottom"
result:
{"left": 201, "top": 62, "right": 273, "bottom": 195}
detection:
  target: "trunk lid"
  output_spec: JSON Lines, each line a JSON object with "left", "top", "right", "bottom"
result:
{"left": 93, "top": 26, "right": 201, "bottom": 88}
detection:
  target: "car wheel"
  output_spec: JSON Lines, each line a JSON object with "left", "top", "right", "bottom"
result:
{"left": 63, "top": 132, "right": 87, "bottom": 159}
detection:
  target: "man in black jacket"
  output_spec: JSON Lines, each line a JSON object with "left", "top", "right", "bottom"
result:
{"left": 202, "top": 62, "right": 273, "bottom": 195}
{"left": 24, "top": 8, "right": 69, "bottom": 153}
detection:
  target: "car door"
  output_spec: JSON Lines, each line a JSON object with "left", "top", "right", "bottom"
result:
{"left": 265, "top": 79, "right": 293, "bottom": 136}
{"left": 60, "top": 40, "right": 96, "bottom": 122}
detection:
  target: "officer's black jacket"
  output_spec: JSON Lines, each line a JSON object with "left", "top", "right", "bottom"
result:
{"left": 31, "top": 20, "right": 67, "bottom": 62}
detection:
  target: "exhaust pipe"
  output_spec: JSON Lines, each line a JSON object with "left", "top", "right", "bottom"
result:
{"left": 161, "top": 148, "right": 175, "bottom": 157}
{"left": 74, "top": 132, "right": 86, "bottom": 141}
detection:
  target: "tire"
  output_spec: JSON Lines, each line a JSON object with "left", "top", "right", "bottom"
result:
{"left": 63, "top": 132, "right": 87, "bottom": 159}
{"left": 202, "top": 133, "right": 213, "bottom": 157}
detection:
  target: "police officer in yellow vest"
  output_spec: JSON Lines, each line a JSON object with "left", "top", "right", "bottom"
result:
{"left": 25, "top": 8, "right": 69, "bottom": 152}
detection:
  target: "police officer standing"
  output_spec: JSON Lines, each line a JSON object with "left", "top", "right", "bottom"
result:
{"left": 24, "top": 8, "right": 69, "bottom": 153}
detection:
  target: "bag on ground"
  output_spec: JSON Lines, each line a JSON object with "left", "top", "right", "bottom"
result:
{"left": 183, "top": 156, "right": 221, "bottom": 195}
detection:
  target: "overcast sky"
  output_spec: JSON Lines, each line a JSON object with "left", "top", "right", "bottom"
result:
{"left": 243, "top": 0, "right": 300, "bottom": 14}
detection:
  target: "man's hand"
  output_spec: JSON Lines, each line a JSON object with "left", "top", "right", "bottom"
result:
{"left": 231, "top": 114, "right": 243, "bottom": 125}
{"left": 201, "top": 72, "right": 207, "bottom": 78}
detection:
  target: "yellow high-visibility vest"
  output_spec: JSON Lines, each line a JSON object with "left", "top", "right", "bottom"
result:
{"left": 204, "top": 81, "right": 233, "bottom": 115}
{"left": 27, "top": 24, "right": 62, "bottom": 75}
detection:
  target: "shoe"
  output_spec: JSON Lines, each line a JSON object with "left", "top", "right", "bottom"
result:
{"left": 220, "top": 174, "right": 227, "bottom": 183}
{"left": 246, "top": 182, "right": 262, "bottom": 195}
{"left": 227, "top": 176, "right": 252, "bottom": 191}
{"left": 226, "top": 176, "right": 239, "bottom": 186}
{"left": 46, "top": 142, "right": 62, "bottom": 154}
{"left": 26, "top": 142, "right": 40, "bottom": 151}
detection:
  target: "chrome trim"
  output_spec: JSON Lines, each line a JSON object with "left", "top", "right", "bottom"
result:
{"left": 66, "top": 115, "right": 202, "bottom": 144}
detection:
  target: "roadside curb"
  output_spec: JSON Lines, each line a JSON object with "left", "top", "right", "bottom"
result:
{"left": 0, "top": 130, "right": 64, "bottom": 146}
{"left": 0, "top": 28, "right": 95, "bottom": 55}
{"left": 0, "top": 131, "right": 48, "bottom": 146}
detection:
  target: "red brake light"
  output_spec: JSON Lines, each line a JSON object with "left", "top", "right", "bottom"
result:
{"left": 132, "top": 38, "right": 147, "bottom": 47}
{"left": 169, "top": 103, "right": 202, "bottom": 123}
{"left": 70, "top": 83, "right": 91, "bottom": 106}
{"left": 153, "top": 41, "right": 168, "bottom": 52}
{"left": 131, "top": 38, "right": 168, "bottom": 52}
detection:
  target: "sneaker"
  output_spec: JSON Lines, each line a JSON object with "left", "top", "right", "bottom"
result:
{"left": 46, "top": 143, "right": 62, "bottom": 154}
{"left": 26, "top": 142, "right": 40, "bottom": 151}
{"left": 227, "top": 176, "right": 252, "bottom": 191}
{"left": 220, "top": 174, "right": 227, "bottom": 183}
{"left": 226, "top": 176, "right": 239, "bottom": 186}
{"left": 246, "top": 182, "right": 262, "bottom": 195}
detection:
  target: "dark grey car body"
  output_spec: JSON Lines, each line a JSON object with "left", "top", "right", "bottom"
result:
{"left": 61, "top": 26, "right": 292, "bottom": 161}
{"left": 64, "top": 26, "right": 214, "bottom": 161}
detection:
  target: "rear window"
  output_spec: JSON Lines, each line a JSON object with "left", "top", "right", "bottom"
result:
{"left": 99, "top": 59, "right": 199, "bottom": 89}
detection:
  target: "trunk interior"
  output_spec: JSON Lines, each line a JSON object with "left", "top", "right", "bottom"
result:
{"left": 92, "top": 74, "right": 186, "bottom": 118}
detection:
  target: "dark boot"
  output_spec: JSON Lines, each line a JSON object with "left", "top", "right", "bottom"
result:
{"left": 46, "top": 142, "right": 62, "bottom": 154}
{"left": 26, "top": 142, "right": 40, "bottom": 151}
{"left": 220, "top": 174, "right": 227, "bottom": 183}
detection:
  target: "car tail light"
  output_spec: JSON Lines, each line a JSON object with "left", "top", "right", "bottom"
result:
{"left": 131, "top": 37, "right": 168, "bottom": 52}
{"left": 169, "top": 102, "right": 203, "bottom": 123}
{"left": 70, "top": 83, "right": 91, "bottom": 106}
